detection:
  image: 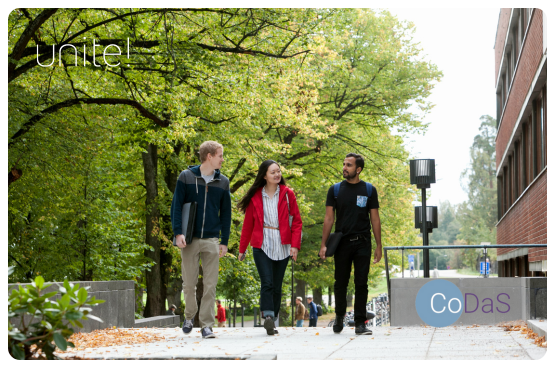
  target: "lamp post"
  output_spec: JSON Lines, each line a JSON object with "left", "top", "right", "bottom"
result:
{"left": 410, "top": 159, "right": 436, "bottom": 278}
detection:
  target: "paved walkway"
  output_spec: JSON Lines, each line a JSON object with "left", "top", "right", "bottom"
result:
{"left": 63, "top": 325, "right": 546, "bottom": 360}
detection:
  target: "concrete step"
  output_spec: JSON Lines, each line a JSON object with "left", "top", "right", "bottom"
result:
{"left": 135, "top": 315, "right": 180, "bottom": 328}
{"left": 527, "top": 319, "right": 547, "bottom": 340}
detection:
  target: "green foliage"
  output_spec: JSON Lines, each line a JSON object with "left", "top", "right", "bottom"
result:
{"left": 216, "top": 253, "right": 260, "bottom": 305}
{"left": 8, "top": 9, "right": 441, "bottom": 302}
{"left": 429, "top": 201, "right": 461, "bottom": 245}
{"left": 457, "top": 115, "right": 497, "bottom": 245}
{"left": 8, "top": 267, "right": 105, "bottom": 360}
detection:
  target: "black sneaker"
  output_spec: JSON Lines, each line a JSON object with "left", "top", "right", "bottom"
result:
{"left": 201, "top": 327, "right": 216, "bottom": 338}
{"left": 333, "top": 315, "right": 344, "bottom": 334}
{"left": 355, "top": 324, "right": 373, "bottom": 335}
{"left": 274, "top": 329, "right": 279, "bottom": 334}
{"left": 182, "top": 318, "right": 193, "bottom": 334}
{"left": 263, "top": 316, "right": 275, "bottom": 336}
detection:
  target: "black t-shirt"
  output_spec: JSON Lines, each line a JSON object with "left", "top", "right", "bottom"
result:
{"left": 325, "top": 180, "right": 379, "bottom": 237}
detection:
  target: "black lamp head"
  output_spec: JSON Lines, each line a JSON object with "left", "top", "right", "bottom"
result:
{"left": 410, "top": 159, "right": 436, "bottom": 189}
{"left": 414, "top": 206, "right": 438, "bottom": 232}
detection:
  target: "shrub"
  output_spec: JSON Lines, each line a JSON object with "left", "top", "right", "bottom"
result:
{"left": 321, "top": 304, "right": 334, "bottom": 315}
{"left": 8, "top": 267, "right": 105, "bottom": 360}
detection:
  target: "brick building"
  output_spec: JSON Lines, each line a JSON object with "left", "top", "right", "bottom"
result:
{"left": 494, "top": 9, "right": 547, "bottom": 277}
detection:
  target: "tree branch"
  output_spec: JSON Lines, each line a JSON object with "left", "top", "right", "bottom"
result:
{"left": 9, "top": 98, "right": 170, "bottom": 148}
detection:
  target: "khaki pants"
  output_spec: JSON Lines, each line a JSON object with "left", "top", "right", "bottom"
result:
{"left": 181, "top": 237, "right": 220, "bottom": 328}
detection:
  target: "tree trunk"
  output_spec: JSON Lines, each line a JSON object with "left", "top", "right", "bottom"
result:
{"left": 295, "top": 278, "right": 306, "bottom": 308}
{"left": 194, "top": 265, "right": 204, "bottom": 327}
{"left": 160, "top": 143, "right": 183, "bottom": 318}
{"left": 328, "top": 285, "right": 333, "bottom": 307}
{"left": 135, "top": 276, "right": 144, "bottom": 317}
{"left": 346, "top": 293, "right": 353, "bottom": 307}
{"left": 313, "top": 287, "right": 323, "bottom": 306}
{"left": 166, "top": 277, "right": 183, "bottom": 315}
{"left": 142, "top": 143, "right": 165, "bottom": 317}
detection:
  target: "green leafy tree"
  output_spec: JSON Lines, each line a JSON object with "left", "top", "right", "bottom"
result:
{"left": 457, "top": 115, "right": 497, "bottom": 255}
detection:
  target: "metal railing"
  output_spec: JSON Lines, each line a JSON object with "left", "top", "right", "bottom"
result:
{"left": 383, "top": 244, "right": 547, "bottom": 303}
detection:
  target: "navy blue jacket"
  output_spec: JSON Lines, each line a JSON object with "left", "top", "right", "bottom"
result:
{"left": 170, "top": 165, "right": 232, "bottom": 246}
{"left": 308, "top": 301, "right": 318, "bottom": 319}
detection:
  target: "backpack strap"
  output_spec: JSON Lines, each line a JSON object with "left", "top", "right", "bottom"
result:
{"left": 333, "top": 182, "right": 341, "bottom": 198}
{"left": 334, "top": 182, "right": 373, "bottom": 198}
{"left": 365, "top": 182, "right": 373, "bottom": 198}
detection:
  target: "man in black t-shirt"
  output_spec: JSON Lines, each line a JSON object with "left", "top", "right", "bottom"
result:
{"left": 319, "top": 153, "right": 383, "bottom": 335}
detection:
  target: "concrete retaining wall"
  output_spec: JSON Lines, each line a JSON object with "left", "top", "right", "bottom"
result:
{"left": 390, "top": 277, "right": 547, "bottom": 326}
{"left": 9, "top": 280, "right": 179, "bottom": 332}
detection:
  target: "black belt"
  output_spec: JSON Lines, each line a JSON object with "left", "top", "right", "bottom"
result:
{"left": 345, "top": 234, "right": 367, "bottom": 242}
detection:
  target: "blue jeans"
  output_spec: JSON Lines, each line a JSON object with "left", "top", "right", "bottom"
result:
{"left": 296, "top": 320, "right": 304, "bottom": 327}
{"left": 252, "top": 247, "right": 290, "bottom": 318}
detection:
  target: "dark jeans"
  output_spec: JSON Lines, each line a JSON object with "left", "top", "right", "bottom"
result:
{"left": 334, "top": 233, "right": 371, "bottom": 325}
{"left": 252, "top": 247, "right": 290, "bottom": 318}
{"left": 309, "top": 318, "right": 318, "bottom": 327}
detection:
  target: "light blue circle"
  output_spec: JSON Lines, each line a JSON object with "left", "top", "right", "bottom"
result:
{"left": 415, "top": 279, "right": 464, "bottom": 327}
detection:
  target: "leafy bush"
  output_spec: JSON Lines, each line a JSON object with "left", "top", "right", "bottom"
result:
{"left": 8, "top": 267, "right": 105, "bottom": 360}
{"left": 321, "top": 304, "right": 334, "bottom": 315}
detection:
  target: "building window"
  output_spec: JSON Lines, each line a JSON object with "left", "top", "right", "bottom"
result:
{"left": 539, "top": 90, "right": 546, "bottom": 169}
{"left": 503, "top": 166, "right": 508, "bottom": 213}
{"left": 521, "top": 122, "right": 528, "bottom": 190}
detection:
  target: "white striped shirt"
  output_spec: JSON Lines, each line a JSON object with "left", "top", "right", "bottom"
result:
{"left": 261, "top": 186, "right": 291, "bottom": 261}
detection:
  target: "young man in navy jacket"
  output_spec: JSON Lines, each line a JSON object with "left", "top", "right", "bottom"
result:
{"left": 171, "top": 141, "right": 231, "bottom": 339}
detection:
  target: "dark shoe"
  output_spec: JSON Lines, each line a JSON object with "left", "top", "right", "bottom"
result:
{"left": 201, "top": 327, "right": 216, "bottom": 338}
{"left": 355, "top": 324, "right": 373, "bottom": 335}
{"left": 333, "top": 315, "right": 344, "bottom": 334}
{"left": 274, "top": 329, "right": 279, "bottom": 334}
{"left": 263, "top": 316, "right": 275, "bottom": 336}
{"left": 182, "top": 318, "right": 193, "bottom": 335}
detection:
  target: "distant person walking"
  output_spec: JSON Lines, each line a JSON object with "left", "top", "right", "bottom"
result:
{"left": 319, "top": 153, "right": 382, "bottom": 336}
{"left": 216, "top": 300, "right": 226, "bottom": 327}
{"left": 166, "top": 304, "right": 177, "bottom": 315}
{"left": 432, "top": 266, "right": 440, "bottom": 278}
{"left": 238, "top": 160, "right": 302, "bottom": 336}
{"left": 410, "top": 261, "right": 415, "bottom": 278}
{"left": 295, "top": 297, "right": 306, "bottom": 327}
{"left": 171, "top": 141, "right": 231, "bottom": 339}
{"left": 307, "top": 297, "right": 318, "bottom": 327}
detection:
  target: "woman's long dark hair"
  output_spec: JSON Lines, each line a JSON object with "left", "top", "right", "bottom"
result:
{"left": 237, "top": 160, "right": 287, "bottom": 213}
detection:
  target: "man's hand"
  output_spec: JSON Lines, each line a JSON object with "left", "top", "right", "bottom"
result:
{"left": 290, "top": 247, "right": 298, "bottom": 261}
{"left": 176, "top": 234, "right": 186, "bottom": 248}
{"left": 238, "top": 253, "right": 245, "bottom": 261}
{"left": 319, "top": 246, "right": 327, "bottom": 260}
{"left": 373, "top": 246, "right": 382, "bottom": 264}
{"left": 219, "top": 244, "right": 227, "bottom": 258}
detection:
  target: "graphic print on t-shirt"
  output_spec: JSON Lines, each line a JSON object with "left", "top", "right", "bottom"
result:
{"left": 356, "top": 195, "right": 368, "bottom": 207}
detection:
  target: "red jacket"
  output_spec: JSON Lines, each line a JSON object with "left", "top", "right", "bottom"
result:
{"left": 239, "top": 185, "right": 302, "bottom": 254}
{"left": 217, "top": 304, "right": 226, "bottom": 322}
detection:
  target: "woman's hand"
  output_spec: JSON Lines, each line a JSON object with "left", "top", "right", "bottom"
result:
{"left": 290, "top": 247, "right": 298, "bottom": 261}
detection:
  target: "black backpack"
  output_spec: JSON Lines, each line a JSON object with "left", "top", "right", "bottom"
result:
{"left": 316, "top": 304, "right": 323, "bottom": 317}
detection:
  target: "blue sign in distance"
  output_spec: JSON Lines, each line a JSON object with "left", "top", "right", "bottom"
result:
{"left": 408, "top": 255, "right": 414, "bottom": 263}
{"left": 480, "top": 262, "right": 485, "bottom": 274}
{"left": 415, "top": 280, "right": 464, "bottom": 327}
{"left": 486, "top": 262, "right": 490, "bottom": 274}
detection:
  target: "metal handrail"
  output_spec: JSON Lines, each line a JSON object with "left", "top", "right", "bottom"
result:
{"left": 383, "top": 244, "right": 547, "bottom": 302}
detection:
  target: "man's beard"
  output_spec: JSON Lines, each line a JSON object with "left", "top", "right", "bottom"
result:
{"left": 343, "top": 170, "right": 357, "bottom": 180}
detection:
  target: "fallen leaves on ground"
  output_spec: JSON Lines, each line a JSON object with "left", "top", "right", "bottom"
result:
{"left": 58, "top": 328, "right": 167, "bottom": 352}
{"left": 498, "top": 321, "right": 546, "bottom": 348}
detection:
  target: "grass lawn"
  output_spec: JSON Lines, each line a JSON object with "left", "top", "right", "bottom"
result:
{"left": 368, "top": 277, "right": 388, "bottom": 299}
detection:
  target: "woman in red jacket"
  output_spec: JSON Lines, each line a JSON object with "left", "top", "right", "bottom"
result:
{"left": 238, "top": 160, "right": 302, "bottom": 336}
